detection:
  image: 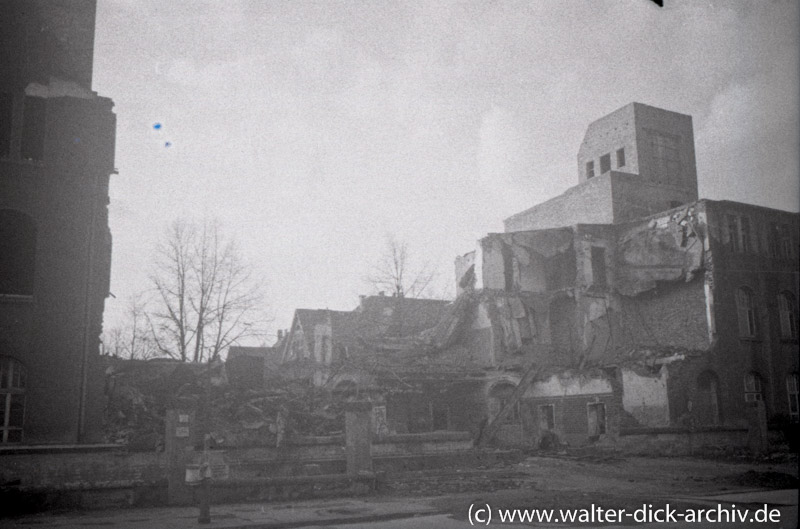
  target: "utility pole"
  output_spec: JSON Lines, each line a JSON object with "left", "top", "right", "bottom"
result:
{"left": 197, "top": 360, "right": 212, "bottom": 524}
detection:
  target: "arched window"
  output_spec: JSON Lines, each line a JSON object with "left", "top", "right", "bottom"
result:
{"left": 778, "top": 292, "right": 797, "bottom": 340}
{"left": 0, "top": 210, "right": 36, "bottom": 296}
{"left": 697, "top": 370, "right": 721, "bottom": 425}
{"left": 736, "top": 287, "right": 757, "bottom": 338}
{"left": 744, "top": 372, "right": 763, "bottom": 403}
{"left": 0, "top": 357, "right": 26, "bottom": 443}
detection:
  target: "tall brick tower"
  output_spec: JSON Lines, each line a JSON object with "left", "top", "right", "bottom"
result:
{"left": 505, "top": 103, "right": 698, "bottom": 232}
{"left": 0, "top": 0, "right": 116, "bottom": 444}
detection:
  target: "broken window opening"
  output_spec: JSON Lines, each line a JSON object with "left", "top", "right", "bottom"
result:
{"left": 0, "top": 92, "right": 12, "bottom": 158}
{"left": 599, "top": 153, "right": 611, "bottom": 174}
{"left": 778, "top": 291, "right": 797, "bottom": 340}
{"left": 538, "top": 404, "right": 555, "bottom": 431}
{"left": 587, "top": 402, "right": 606, "bottom": 437}
{"left": 586, "top": 161, "right": 595, "bottom": 179}
{"left": 0, "top": 356, "right": 26, "bottom": 443}
{"left": 616, "top": 148, "right": 626, "bottom": 168}
{"left": 21, "top": 96, "right": 46, "bottom": 162}
{"left": 744, "top": 373, "right": 763, "bottom": 403}
{"left": 787, "top": 374, "right": 799, "bottom": 422}
{"left": 590, "top": 246, "right": 607, "bottom": 287}
{"left": 0, "top": 210, "right": 37, "bottom": 296}
{"left": 549, "top": 297, "right": 577, "bottom": 352}
{"left": 769, "top": 223, "right": 793, "bottom": 260}
{"left": 736, "top": 287, "right": 757, "bottom": 338}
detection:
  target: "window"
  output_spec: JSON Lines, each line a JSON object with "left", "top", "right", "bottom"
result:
{"left": 726, "top": 214, "right": 741, "bottom": 253}
{"left": 21, "top": 96, "right": 46, "bottom": 161}
{"left": 768, "top": 223, "right": 794, "bottom": 260}
{"left": 538, "top": 404, "right": 555, "bottom": 431}
{"left": 736, "top": 287, "right": 757, "bottom": 338}
{"left": 0, "top": 210, "right": 37, "bottom": 296}
{"left": 787, "top": 374, "right": 799, "bottom": 422}
{"left": 591, "top": 246, "right": 607, "bottom": 287}
{"left": 0, "top": 92, "right": 12, "bottom": 158}
{"left": 648, "top": 130, "right": 681, "bottom": 182}
{"left": 616, "top": 148, "right": 626, "bottom": 168}
{"left": 739, "top": 216, "right": 753, "bottom": 253}
{"left": 586, "top": 161, "right": 595, "bottom": 179}
{"left": 587, "top": 402, "right": 606, "bottom": 436}
{"left": 778, "top": 292, "right": 797, "bottom": 340}
{"left": 0, "top": 357, "right": 26, "bottom": 443}
{"left": 744, "top": 373, "right": 763, "bottom": 403}
{"left": 599, "top": 153, "right": 611, "bottom": 174}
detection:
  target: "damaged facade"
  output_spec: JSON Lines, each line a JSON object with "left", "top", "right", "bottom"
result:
{"left": 267, "top": 103, "right": 796, "bottom": 451}
{"left": 0, "top": 0, "right": 116, "bottom": 444}
{"left": 443, "top": 103, "right": 798, "bottom": 447}
{"left": 275, "top": 295, "right": 491, "bottom": 436}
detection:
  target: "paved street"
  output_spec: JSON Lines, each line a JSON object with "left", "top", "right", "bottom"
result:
{"left": 3, "top": 455, "right": 797, "bottom": 529}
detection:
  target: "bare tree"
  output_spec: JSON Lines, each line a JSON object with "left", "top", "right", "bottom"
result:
{"left": 365, "top": 234, "right": 437, "bottom": 298}
{"left": 149, "top": 218, "right": 267, "bottom": 362}
{"left": 103, "top": 293, "right": 159, "bottom": 360}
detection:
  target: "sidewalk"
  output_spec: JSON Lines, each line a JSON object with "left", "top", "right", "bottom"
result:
{"left": 3, "top": 497, "right": 440, "bottom": 529}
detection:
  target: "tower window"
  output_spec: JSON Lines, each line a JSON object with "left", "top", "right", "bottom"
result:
{"left": 586, "top": 161, "right": 595, "bottom": 179}
{"left": 21, "top": 96, "right": 46, "bottom": 162}
{"left": 616, "top": 148, "right": 626, "bottom": 168}
{"left": 600, "top": 153, "right": 611, "bottom": 174}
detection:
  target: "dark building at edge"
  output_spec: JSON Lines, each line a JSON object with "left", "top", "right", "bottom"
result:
{"left": 0, "top": 0, "right": 116, "bottom": 444}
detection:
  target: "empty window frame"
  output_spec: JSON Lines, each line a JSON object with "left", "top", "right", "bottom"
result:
{"left": 490, "top": 383, "right": 521, "bottom": 425}
{"left": 744, "top": 373, "right": 763, "bottom": 403}
{"left": 599, "top": 153, "right": 611, "bottom": 174}
{"left": 616, "top": 148, "right": 626, "bottom": 168}
{"left": 0, "top": 92, "right": 12, "bottom": 158}
{"left": 21, "top": 96, "right": 46, "bottom": 161}
{"left": 538, "top": 404, "right": 555, "bottom": 431}
{"left": 587, "top": 402, "right": 606, "bottom": 436}
{"left": 778, "top": 291, "right": 798, "bottom": 340}
{"left": 0, "top": 357, "right": 26, "bottom": 443}
{"left": 769, "top": 223, "right": 794, "bottom": 260}
{"left": 736, "top": 287, "right": 758, "bottom": 338}
{"left": 586, "top": 161, "right": 595, "bottom": 179}
{"left": 590, "top": 246, "right": 607, "bottom": 287}
{"left": 787, "top": 374, "right": 799, "bottom": 422}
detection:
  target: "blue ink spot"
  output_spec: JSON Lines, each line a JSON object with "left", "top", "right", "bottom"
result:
{"left": 165, "top": 141, "right": 172, "bottom": 148}
{"left": 153, "top": 123, "right": 162, "bottom": 130}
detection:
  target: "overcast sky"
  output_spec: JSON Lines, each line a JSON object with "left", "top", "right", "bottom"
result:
{"left": 93, "top": 0, "right": 799, "bottom": 342}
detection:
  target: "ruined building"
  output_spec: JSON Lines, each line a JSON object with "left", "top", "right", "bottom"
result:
{"left": 0, "top": 0, "right": 116, "bottom": 443}
{"left": 445, "top": 103, "right": 798, "bottom": 447}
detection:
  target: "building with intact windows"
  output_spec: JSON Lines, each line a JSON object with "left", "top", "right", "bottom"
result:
{"left": 0, "top": 0, "right": 116, "bottom": 444}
